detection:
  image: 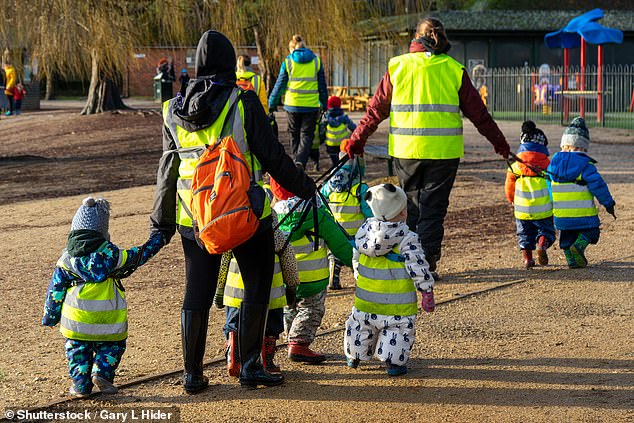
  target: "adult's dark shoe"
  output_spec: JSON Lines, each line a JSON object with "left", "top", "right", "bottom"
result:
{"left": 181, "top": 309, "right": 210, "bottom": 394}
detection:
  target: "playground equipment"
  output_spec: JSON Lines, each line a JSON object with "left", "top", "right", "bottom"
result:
{"left": 545, "top": 8, "right": 624, "bottom": 123}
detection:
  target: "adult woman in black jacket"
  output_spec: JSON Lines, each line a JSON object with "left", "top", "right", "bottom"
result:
{"left": 150, "top": 31, "right": 315, "bottom": 393}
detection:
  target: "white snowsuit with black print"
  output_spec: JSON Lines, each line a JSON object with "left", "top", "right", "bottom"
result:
{"left": 344, "top": 218, "right": 434, "bottom": 366}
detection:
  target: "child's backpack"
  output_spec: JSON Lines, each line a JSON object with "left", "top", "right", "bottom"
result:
{"left": 236, "top": 76, "right": 255, "bottom": 92}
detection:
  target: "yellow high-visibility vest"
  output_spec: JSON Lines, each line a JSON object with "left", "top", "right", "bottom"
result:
{"left": 58, "top": 249, "right": 129, "bottom": 342}
{"left": 509, "top": 162, "right": 553, "bottom": 220}
{"left": 551, "top": 173, "right": 598, "bottom": 219}
{"left": 292, "top": 235, "right": 329, "bottom": 283}
{"left": 325, "top": 122, "right": 348, "bottom": 147}
{"left": 388, "top": 53, "right": 464, "bottom": 159}
{"left": 284, "top": 56, "right": 321, "bottom": 108}
{"left": 328, "top": 183, "right": 364, "bottom": 236}
{"left": 355, "top": 249, "right": 417, "bottom": 316}
{"left": 223, "top": 256, "right": 287, "bottom": 309}
{"left": 162, "top": 88, "right": 271, "bottom": 229}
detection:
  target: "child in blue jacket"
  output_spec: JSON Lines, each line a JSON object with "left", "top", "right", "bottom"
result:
{"left": 547, "top": 117, "right": 616, "bottom": 268}
{"left": 321, "top": 96, "right": 357, "bottom": 167}
{"left": 42, "top": 197, "right": 166, "bottom": 397}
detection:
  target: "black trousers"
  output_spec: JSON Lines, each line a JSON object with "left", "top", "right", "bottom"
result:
{"left": 287, "top": 110, "right": 319, "bottom": 166}
{"left": 394, "top": 158, "right": 460, "bottom": 268}
{"left": 181, "top": 224, "right": 275, "bottom": 311}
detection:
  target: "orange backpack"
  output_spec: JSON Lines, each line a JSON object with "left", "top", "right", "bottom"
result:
{"left": 236, "top": 77, "right": 255, "bottom": 92}
{"left": 188, "top": 99, "right": 265, "bottom": 254}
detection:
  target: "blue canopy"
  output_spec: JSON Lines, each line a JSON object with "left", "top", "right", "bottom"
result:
{"left": 545, "top": 8, "right": 624, "bottom": 48}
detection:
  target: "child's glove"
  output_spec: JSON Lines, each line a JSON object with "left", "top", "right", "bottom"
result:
{"left": 606, "top": 204, "right": 616, "bottom": 220}
{"left": 421, "top": 289, "right": 435, "bottom": 313}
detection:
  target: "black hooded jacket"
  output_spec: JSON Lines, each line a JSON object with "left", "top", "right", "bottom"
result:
{"left": 150, "top": 31, "right": 316, "bottom": 240}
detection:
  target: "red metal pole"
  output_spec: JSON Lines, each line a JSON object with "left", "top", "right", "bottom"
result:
{"left": 580, "top": 37, "right": 586, "bottom": 118}
{"left": 563, "top": 48, "right": 569, "bottom": 121}
{"left": 597, "top": 44, "right": 603, "bottom": 124}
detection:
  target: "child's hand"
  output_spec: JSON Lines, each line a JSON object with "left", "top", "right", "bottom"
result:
{"left": 606, "top": 204, "right": 616, "bottom": 220}
{"left": 421, "top": 289, "right": 435, "bottom": 313}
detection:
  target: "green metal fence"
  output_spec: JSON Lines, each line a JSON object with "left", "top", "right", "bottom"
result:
{"left": 477, "top": 65, "right": 634, "bottom": 129}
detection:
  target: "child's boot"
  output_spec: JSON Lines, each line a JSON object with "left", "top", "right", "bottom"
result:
{"left": 69, "top": 385, "right": 91, "bottom": 398}
{"left": 91, "top": 375, "right": 118, "bottom": 394}
{"left": 288, "top": 342, "right": 326, "bottom": 363}
{"left": 328, "top": 258, "right": 342, "bottom": 290}
{"left": 563, "top": 249, "right": 579, "bottom": 268}
{"left": 570, "top": 235, "right": 589, "bottom": 268}
{"left": 536, "top": 235, "right": 550, "bottom": 265}
{"left": 226, "top": 331, "right": 240, "bottom": 377}
{"left": 262, "top": 336, "right": 281, "bottom": 374}
{"left": 386, "top": 364, "right": 407, "bottom": 376}
{"left": 521, "top": 249, "right": 535, "bottom": 269}
{"left": 346, "top": 356, "right": 360, "bottom": 368}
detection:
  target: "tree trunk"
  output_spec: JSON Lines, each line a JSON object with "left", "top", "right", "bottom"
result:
{"left": 253, "top": 26, "right": 271, "bottom": 96}
{"left": 44, "top": 73, "right": 54, "bottom": 101}
{"left": 81, "top": 49, "right": 130, "bottom": 115}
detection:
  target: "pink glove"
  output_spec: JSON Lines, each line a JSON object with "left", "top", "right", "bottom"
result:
{"left": 421, "top": 290, "right": 435, "bottom": 313}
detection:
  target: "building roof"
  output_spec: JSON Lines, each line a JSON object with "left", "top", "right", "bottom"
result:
{"left": 359, "top": 10, "right": 634, "bottom": 35}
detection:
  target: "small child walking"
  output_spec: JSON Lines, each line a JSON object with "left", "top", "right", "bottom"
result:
{"left": 321, "top": 96, "right": 357, "bottom": 167}
{"left": 42, "top": 197, "right": 166, "bottom": 397}
{"left": 548, "top": 117, "right": 616, "bottom": 268}
{"left": 271, "top": 178, "right": 352, "bottom": 363}
{"left": 320, "top": 153, "right": 372, "bottom": 289}
{"left": 504, "top": 121, "right": 556, "bottom": 268}
{"left": 344, "top": 184, "right": 435, "bottom": 376}
{"left": 13, "top": 81, "right": 26, "bottom": 115}
{"left": 217, "top": 210, "right": 300, "bottom": 377}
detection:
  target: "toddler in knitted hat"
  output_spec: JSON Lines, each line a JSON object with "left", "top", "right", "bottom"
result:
{"left": 560, "top": 116, "right": 590, "bottom": 151}
{"left": 321, "top": 95, "right": 357, "bottom": 167}
{"left": 42, "top": 196, "right": 167, "bottom": 398}
{"left": 344, "top": 183, "right": 434, "bottom": 376}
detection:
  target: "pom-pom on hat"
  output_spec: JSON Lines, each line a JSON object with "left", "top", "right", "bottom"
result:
{"left": 327, "top": 96, "right": 342, "bottom": 109}
{"left": 364, "top": 183, "right": 407, "bottom": 221}
{"left": 520, "top": 120, "right": 548, "bottom": 146}
{"left": 269, "top": 178, "right": 295, "bottom": 201}
{"left": 561, "top": 117, "right": 590, "bottom": 150}
{"left": 71, "top": 197, "right": 111, "bottom": 238}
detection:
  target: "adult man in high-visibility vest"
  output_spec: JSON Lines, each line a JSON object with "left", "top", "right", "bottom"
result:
{"left": 150, "top": 30, "right": 315, "bottom": 393}
{"left": 268, "top": 35, "right": 329, "bottom": 168}
{"left": 346, "top": 17, "right": 510, "bottom": 278}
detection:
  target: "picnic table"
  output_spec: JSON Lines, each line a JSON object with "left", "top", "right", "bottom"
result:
{"left": 328, "top": 86, "right": 371, "bottom": 111}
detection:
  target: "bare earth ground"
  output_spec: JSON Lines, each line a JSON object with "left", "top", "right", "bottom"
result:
{"left": 0, "top": 101, "right": 633, "bottom": 422}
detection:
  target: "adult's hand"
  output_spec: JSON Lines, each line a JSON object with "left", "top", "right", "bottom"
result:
{"left": 344, "top": 138, "right": 365, "bottom": 159}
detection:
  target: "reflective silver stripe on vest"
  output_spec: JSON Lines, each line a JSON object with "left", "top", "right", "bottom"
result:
{"left": 60, "top": 316, "right": 127, "bottom": 336}
{"left": 355, "top": 286, "right": 417, "bottom": 305}
{"left": 553, "top": 200, "right": 596, "bottom": 209}
{"left": 293, "top": 241, "right": 323, "bottom": 255}
{"left": 391, "top": 104, "right": 460, "bottom": 113}
{"left": 115, "top": 248, "right": 125, "bottom": 269}
{"left": 229, "top": 261, "right": 282, "bottom": 274}
{"left": 551, "top": 184, "right": 587, "bottom": 193}
{"left": 225, "top": 284, "right": 285, "bottom": 300}
{"left": 339, "top": 220, "right": 362, "bottom": 229}
{"left": 327, "top": 128, "right": 348, "bottom": 136}
{"left": 514, "top": 204, "right": 553, "bottom": 214}
{"left": 286, "top": 88, "right": 319, "bottom": 94}
{"left": 389, "top": 127, "right": 463, "bottom": 136}
{"left": 357, "top": 264, "right": 410, "bottom": 280}
{"left": 177, "top": 179, "right": 192, "bottom": 190}
{"left": 64, "top": 289, "right": 126, "bottom": 312}
{"left": 297, "top": 258, "right": 327, "bottom": 272}
{"left": 331, "top": 205, "right": 361, "bottom": 214}
{"left": 514, "top": 188, "right": 550, "bottom": 200}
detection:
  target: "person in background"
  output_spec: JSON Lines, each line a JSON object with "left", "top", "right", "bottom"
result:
{"left": 504, "top": 121, "right": 555, "bottom": 269}
{"left": 321, "top": 96, "right": 357, "bottom": 167}
{"left": 13, "top": 81, "right": 26, "bottom": 115}
{"left": 3, "top": 61, "right": 16, "bottom": 116}
{"left": 268, "top": 34, "right": 328, "bottom": 168}
{"left": 345, "top": 17, "right": 510, "bottom": 279}
{"left": 178, "top": 69, "right": 190, "bottom": 97}
{"left": 236, "top": 54, "right": 268, "bottom": 114}
{"left": 547, "top": 117, "right": 616, "bottom": 268}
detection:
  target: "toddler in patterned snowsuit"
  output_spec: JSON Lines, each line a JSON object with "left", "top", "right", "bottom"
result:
{"left": 344, "top": 184, "right": 435, "bottom": 376}
{"left": 42, "top": 197, "right": 165, "bottom": 397}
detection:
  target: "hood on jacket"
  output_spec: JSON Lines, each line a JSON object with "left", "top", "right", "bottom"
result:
{"left": 67, "top": 229, "right": 107, "bottom": 257}
{"left": 62, "top": 242, "right": 118, "bottom": 283}
{"left": 328, "top": 163, "right": 360, "bottom": 193}
{"left": 174, "top": 31, "right": 237, "bottom": 131}
{"left": 549, "top": 151, "right": 596, "bottom": 182}
{"left": 355, "top": 218, "right": 408, "bottom": 258}
{"left": 273, "top": 197, "right": 327, "bottom": 241}
{"left": 289, "top": 48, "right": 316, "bottom": 64}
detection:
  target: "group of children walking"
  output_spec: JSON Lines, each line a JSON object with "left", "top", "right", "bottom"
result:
{"left": 505, "top": 117, "right": 615, "bottom": 269}
{"left": 42, "top": 103, "right": 615, "bottom": 398}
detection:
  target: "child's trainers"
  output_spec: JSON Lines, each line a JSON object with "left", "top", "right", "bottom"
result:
{"left": 536, "top": 235, "right": 549, "bottom": 265}
{"left": 92, "top": 375, "right": 118, "bottom": 394}
{"left": 346, "top": 357, "right": 360, "bottom": 368}
{"left": 386, "top": 364, "right": 407, "bottom": 376}
{"left": 563, "top": 249, "right": 579, "bottom": 268}
{"left": 69, "top": 385, "right": 91, "bottom": 398}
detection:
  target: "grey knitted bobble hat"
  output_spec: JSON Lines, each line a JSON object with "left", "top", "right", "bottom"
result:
{"left": 561, "top": 117, "right": 590, "bottom": 150}
{"left": 71, "top": 197, "right": 111, "bottom": 238}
